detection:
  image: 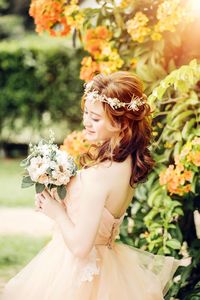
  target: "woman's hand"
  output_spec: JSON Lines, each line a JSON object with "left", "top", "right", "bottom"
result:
{"left": 35, "top": 189, "right": 66, "bottom": 221}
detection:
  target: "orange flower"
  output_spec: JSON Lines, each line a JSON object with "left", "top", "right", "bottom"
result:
{"left": 187, "top": 151, "right": 200, "bottom": 167}
{"left": 29, "top": 0, "right": 71, "bottom": 36}
{"left": 85, "top": 40, "right": 103, "bottom": 58}
{"left": 183, "top": 170, "right": 193, "bottom": 181}
{"left": 80, "top": 56, "right": 100, "bottom": 82}
{"left": 96, "top": 26, "right": 112, "bottom": 40}
{"left": 159, "top": 136, "right": 200, "bottom": 196}
{"left": 176, "top": 162, "right": 184, "bottom": 173}
{"left": 60, "top": 130, "right": 91, "bottom": 167}
{"left": 159, "top": 164, "right": 193, "bottom": 196}
{"left": 84, "top": 26, "right": 112, "bottom": 58}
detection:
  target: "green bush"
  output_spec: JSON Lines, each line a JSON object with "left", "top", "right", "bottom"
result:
{"left": 119, "top": 60, "right": 200, "bottom": 299}
{"left": 0, "top": 158, "right": 34, "bottom": 207}
{"left": 0, "top": 0, "right": 9, "bottom": 12}
{"left": 0, "top": 234, "right": 51, "bottom": 284}
{"left": 0, "top": 37, "right": 85, "bottom": 140}
{"left": 0, "top": 15, "right": 25, "bottom": 39}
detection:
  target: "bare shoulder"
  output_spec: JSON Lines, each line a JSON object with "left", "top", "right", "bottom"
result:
{"left": 81, "top": 156, "right": 132, "bottom": 186}
{"left": 80, "top": 161, "right": 111, "bottom": 183}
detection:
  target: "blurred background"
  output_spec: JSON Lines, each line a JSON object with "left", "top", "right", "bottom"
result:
{"left": 0, "top": 0, "right": 85, "bottom": 292}
{"left": 0, "top": 0, "right": 85, "bottom": 156}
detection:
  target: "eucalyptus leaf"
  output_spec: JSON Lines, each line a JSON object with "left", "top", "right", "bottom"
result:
{"left": 20, "top": 158, "right": 29, "bottom": 167}
{"left": 22, "top": 176, "right": 34, "bottom": 184}
{"left": 57, "top": 185, "right": 67, "bottom": 200}
{"left": 35, "top": 183, "right": 45, "bottom": 193}
{"left": 21, "top": 176, "right": 35, "bottom": 188}
{"left": 21, "top": 181, "right": 34, "bottom": 188}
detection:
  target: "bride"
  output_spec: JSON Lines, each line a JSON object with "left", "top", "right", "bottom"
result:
{"left": 1, "top": 71, "right": 187, "bottom": 300}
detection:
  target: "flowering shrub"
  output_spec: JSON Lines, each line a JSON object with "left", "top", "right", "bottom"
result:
{"left": 29, "top": 0, "right": 195, "bottom": 85}
{"left": 160, "top": 137, "right": 200, "bottom": 196}
{"left": 160, "top": 164, "right": 193, "bottom": 196}
{"left": 80, "top": 26, "right": 124, "bottom": 81}
{"left": 126, "top": 12, "right": 151, "bottom": 43}
{"left": 29, "top": 0, "right": 71, "bottom": 36}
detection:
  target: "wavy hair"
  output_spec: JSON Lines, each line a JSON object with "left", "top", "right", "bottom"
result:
{"left": 79, "top": 71, "right": 155, "bottom": 187}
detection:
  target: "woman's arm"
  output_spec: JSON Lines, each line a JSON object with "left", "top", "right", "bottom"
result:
{"left": 43, "top": 167, "right": 110, "bottom": 258}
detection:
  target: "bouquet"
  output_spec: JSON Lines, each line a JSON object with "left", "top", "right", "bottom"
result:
{"left": 20, "top": 130, "right": 78, "bottom": 200}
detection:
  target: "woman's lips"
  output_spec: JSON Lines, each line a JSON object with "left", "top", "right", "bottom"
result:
{"left": 84, "top": 129, "right": 95, "bottom": 134}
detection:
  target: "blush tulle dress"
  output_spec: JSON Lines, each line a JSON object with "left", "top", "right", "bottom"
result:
{"left": 1, "top": 170, "right": 182, "bottom": 300}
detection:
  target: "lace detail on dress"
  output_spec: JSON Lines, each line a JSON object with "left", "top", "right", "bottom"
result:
{"left": 76, "top": 247, "right": 100, "bottom": 287}
{"left": 106, "top": 222, "right": 121, "bottom": 249}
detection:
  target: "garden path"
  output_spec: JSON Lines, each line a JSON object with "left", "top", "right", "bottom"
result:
{"left": 0, "top": 207, "right": 54, "bottom": 236}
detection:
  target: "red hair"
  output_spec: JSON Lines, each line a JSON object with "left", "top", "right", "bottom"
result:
{"left": 79, "top": 71, "right": 155, "bottom": 187}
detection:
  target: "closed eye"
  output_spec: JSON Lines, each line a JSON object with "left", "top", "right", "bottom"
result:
{"left": 83, "top": 110, "right": 100, "bottom": 122}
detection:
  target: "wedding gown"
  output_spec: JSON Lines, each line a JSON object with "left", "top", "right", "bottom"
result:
{"left": 1, "top": 170, "right": 181, "bottom": 300}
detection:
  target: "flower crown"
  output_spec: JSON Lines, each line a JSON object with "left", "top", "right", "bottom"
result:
{"left": 83, "top": 80, "right": 146, "bottom": 111}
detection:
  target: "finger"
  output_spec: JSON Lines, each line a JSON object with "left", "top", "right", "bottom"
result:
{"left": 35, "top": 194, "right": 44, "bottom": 205}
{"left": 34, "top": 195, "right": 44, "bottom": 209}
{"left": 53, "top": 190, "right": 61, "bottom": 202}
{"left": 35, "top": 206, "right": 42, "bottom": 212}
{"left": 42, "top": 190, "right": 52, "bottom": 200}
{"left": 36, "top": 193, "right": 45, "bottom": 203}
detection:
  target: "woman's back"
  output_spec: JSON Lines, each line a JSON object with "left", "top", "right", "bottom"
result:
{"left": 80, "top": 154, "right": 134, "bottom": 219}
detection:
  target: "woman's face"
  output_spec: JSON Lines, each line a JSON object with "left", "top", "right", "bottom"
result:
{"left": 82, "top": 98, "right": 117, "bottom": 142}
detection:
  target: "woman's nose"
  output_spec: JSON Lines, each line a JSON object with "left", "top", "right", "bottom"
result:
{"left": 83, "top": 114, "right": 92, "bottom": 128}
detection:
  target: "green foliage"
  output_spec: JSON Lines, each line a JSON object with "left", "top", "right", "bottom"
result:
{"left": 149, "top": 60, "right": 200, "bottom": 165}
{"left": 149, "top": 60, "right": 200, "bottom": 108}
{"left": 0, "top": 15, "right": 25, "bottom": 39}
{"left": 0, "top": 234, "right": 51, "bottom": 283}
{"left": 0, "top": 37, "right": 85, "bottom": 139}
{"left": 0, "top": 0, "right": 9, "bottom": 11}
{"left": 21, "top": 176, "right": 34, "bottom": 188}
{"left": 0, "top": 159, "right": 34, "bottom": 207}
{"left": 120, "top": 60, "right": 200, "bottom": 298}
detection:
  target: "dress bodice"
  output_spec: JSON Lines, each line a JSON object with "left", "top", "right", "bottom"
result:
{"left": 64, "top": 170, "right": 125, "bottom": 249}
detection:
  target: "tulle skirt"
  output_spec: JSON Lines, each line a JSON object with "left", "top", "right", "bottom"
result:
{"left": 0, "top": 228, "right": 180, "bottom": 300}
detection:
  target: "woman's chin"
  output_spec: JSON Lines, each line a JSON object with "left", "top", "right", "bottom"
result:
{"left": 86, "top": 136, "right": 97, "bottom": 142}
{"left": 84, "top": 130, "right": 97, "bottom": 141}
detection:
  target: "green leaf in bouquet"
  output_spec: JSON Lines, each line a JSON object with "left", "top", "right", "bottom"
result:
{"left": 21, "top": 176, "right": 35, "bottom": 188}
{"left": 57, "top": 185, "right": 67, "bottom": 200}
{"left": 35, "top": 182, "right": 45, "bottom": 193}
{"left": 20, "top": 158, "right": 30, "bottom": 167}
{"left": 48, "top": 184, "right": 57, "bottom": 191}
{"left": 46, "top": 167, "right": 52, "bottom": 175}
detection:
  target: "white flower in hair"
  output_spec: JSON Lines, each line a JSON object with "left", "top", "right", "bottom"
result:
{"left": 106, "top": 97, "right": 123, "bottom": 109}
{"left": 84, "top": 80, "right": 146, "bottom": 111}
{"left": 84, "top": 80, "right": 94, "bottom": 93}
{"left": 127, "top": 96, "right": 146, "bottom": 111}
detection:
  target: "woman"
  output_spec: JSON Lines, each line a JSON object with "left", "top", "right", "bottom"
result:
{"left": 1, "top": 71, "right": 187, "bottom": 300}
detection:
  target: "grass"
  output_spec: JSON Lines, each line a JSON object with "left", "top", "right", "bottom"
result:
{"left": 0, "top": 234, "right": 51, "bottom": 290}
{"left": 0, "top": 158, "right": 35, "bottom": 207}
{"left": 0, "top": 158, "right": 52, "bottom": 292}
